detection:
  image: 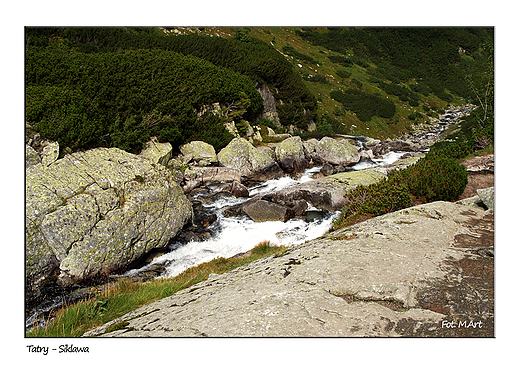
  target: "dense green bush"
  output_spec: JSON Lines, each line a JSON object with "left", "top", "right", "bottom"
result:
{"left": 392, "top": 154, "right": 468, "bottom": 202}
{"left": 333, "top": 179, "right": 411, "bottom": 229}
{"left": 430, "top": 140, "right": 473, "bottom": 160}
{"left": 283, "top": 45, "right": 318, "bottom": 64}
{"left": 330, "top": 89, "right": 396, "bottom": 122}
{"left": 297, "top": 27, "right": 493, "bottom": 100}
{"left": 26, "top": 45, "right": 260, "bottom": 153}
{"left": 334, "top": 150, "right": 468, "bottom": 229}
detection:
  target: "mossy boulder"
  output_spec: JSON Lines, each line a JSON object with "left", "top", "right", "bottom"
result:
{"left": 217, "top": 137, "right": 283, "bottom": 181}
{"left": 275, "top": 136, "right": 308, "bottom": 173}
{"left": 180, "top": 140, "right": 218, "bottom": 166}
{"left": 26, "top": 147, "right": 193, "bottom": 295}
{"left": 139, "top": 138, "right": 173, "bottom": 166}
{"left": 315, "top": 137, "right": 360, "bottom": 166}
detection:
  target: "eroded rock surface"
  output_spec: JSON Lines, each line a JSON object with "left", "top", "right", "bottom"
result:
{"left": 84, "top": 201, "right": 493, "bottom": 337}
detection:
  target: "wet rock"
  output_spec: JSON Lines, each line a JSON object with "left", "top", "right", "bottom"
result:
{"left": 242, "top": 199, "right": 290, "bottom": 222}
{"left": 200, "top": 214, "right": 218, "bottom": 228}
{"left": 229, "top": 181, "right": 249, "bottom": 198}
{"left": 321, "top": 163, "right": 334, "bottom": 176}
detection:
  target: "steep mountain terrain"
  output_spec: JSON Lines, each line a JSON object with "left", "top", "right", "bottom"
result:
{"left": 25, "top": 27, "right": 494, "bottom": 155}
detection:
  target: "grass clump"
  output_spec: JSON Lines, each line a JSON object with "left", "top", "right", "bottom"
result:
{"left": 27, "top": 241, "right": 285, "bottom": 338}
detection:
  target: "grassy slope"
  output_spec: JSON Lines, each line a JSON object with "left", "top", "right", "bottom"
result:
{"left": 244, "top": 27, "right": 463, "bottom": 139}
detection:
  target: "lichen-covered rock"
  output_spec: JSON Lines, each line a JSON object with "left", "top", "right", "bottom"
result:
{"left": 275, "top": 136, "right": 308, "bottom": 173}
{"left": 139, "top": 138, "right": 173, "bottom": 166}
{"left": 217, "top": 138, "right": 283, "bottom": 180}
{"left": 180, "top": 141, "right": 217, "bottom": 166}
{"left": 315, "top": 137, "right": 360, "bottom": 166}
{"left": 477, "top": 187, "right": 494, "bottom": 211}
{"left": 26, "top": 144, "right": 41, "bottom": 168}
{"left": 26, "top": 147, "right": 193, "bottom": 293}
{"left": 275, "top": 136, "right": 305, "bottom": 161}
{"left": 40, "top": 141, "right": 59, "bottom": 166}
{"left": 303, "top": 138, "right": 319, "bottom": 158}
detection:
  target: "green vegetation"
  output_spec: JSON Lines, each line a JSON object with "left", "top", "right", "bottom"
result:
{"left": 333, "top": 151, "right": 469, "bottom": 230}
{"left": 26, "top": 27, "right": 317, "bottom": 154}
{"left": 330, "top": 89, "right": 396, "bottom": 122}
{"left": 27, "top": 241, "right": 286, "bottom": 337}
{"left": 26, "top": 44, "right": 254, "bottom": 153}
{"left": 26, "top": 27, "right": 493, "bottom": 149}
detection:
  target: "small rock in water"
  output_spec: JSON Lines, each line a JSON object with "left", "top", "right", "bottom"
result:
{"left": 305, "top": 210, "right": 326, "bottom": 222}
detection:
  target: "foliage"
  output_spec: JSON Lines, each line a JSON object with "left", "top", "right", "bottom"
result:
{"left": 392, "top": 154, "right": 468, "bottom": 202}
{"left": 331, "top": 89, "right": 396, "bottom": 122}
{"left": 296, "top": 27, "right": 493, "bottom": 100}
{"left": 332, "top": 179, "right": 411, "bottom": 229}
{"left": 25, "top": 45, "right": 260, "bottom": 153}
{"left": 283, "top": 45, "right": 318, "bottom": 64}
{"left": 25, "top": 27, "right": 317, "bottom": 130}
{"left": 333, "top": 150, "right": 469, "bottom": 230}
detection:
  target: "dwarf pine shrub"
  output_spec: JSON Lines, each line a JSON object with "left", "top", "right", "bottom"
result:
{"left": 334, "top": 151, "right": 468, "bottom": 229}
{"left": 390, "top": 153, "right": 468, "bottom": 202}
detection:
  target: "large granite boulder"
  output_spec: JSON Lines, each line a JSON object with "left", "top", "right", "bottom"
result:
{"left": 217, "top": 138, "right": 283, "bottom": 181}
{"left": 180, "top": 140, "right": 218, "bottom": 166}
{"left": 26, "top": 147, "right": 193, "bottom": 295}
{"left": 275, "top": 136, "right": 308, "bottom": 173}
{"left": 139, "top": 138, "right": 173, "bottom": 166}
{"left": 315, "top": 137, "right": 360, "bottom": 166}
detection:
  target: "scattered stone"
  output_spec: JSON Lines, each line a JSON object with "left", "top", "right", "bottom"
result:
{"left": 139, "top": 138, "right": 173, "bottom": 166}
{"left": 242, "top": 199, "right": 290, "bottom": 222}
{"left": 229, "top": 181, "right": 249, "bottom": 198}
{"left": 40, "top": 141, "right": 59, "bottom": 166}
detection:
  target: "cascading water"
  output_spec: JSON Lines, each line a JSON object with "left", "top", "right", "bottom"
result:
{"left": 123, "top": 165, "right": 335, "bottom": 279}
{"left": 123, "top": 149, "right": 407, "bottom": 281}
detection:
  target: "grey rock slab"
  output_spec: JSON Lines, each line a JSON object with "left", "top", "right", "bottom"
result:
{"left": 84, "top": 201, "right": 489, "bottom": 337}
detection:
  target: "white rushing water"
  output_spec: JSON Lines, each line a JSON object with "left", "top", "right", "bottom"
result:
{"left": 123, "top": 150, "right": 403, "bottom": 280}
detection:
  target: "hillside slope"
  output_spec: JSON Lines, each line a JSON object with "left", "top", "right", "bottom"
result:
{"left": 25, "top": 27, "right": 493, "bottom": 152}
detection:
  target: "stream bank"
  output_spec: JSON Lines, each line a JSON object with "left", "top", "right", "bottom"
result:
{"left": 25, "top": 105, "right": 475, "bottom": 331}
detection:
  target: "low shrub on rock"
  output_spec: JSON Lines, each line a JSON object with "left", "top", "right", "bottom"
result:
{"left": 393, "top": 153, "right": 468, "bottom": 202}
{"left": 334, "top": 151, "right": 468, "bottom": 229}
{"left": 333, "top": 179, "right": 411, "bottom": 229}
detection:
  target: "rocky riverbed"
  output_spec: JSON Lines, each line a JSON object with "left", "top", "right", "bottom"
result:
{"left": 25, "top": 104, "right": 483, "bottom": 331}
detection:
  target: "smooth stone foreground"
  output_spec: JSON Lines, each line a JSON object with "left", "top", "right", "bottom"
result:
{"left": 84, "top": 201, "right": 494, "bottom": 337}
